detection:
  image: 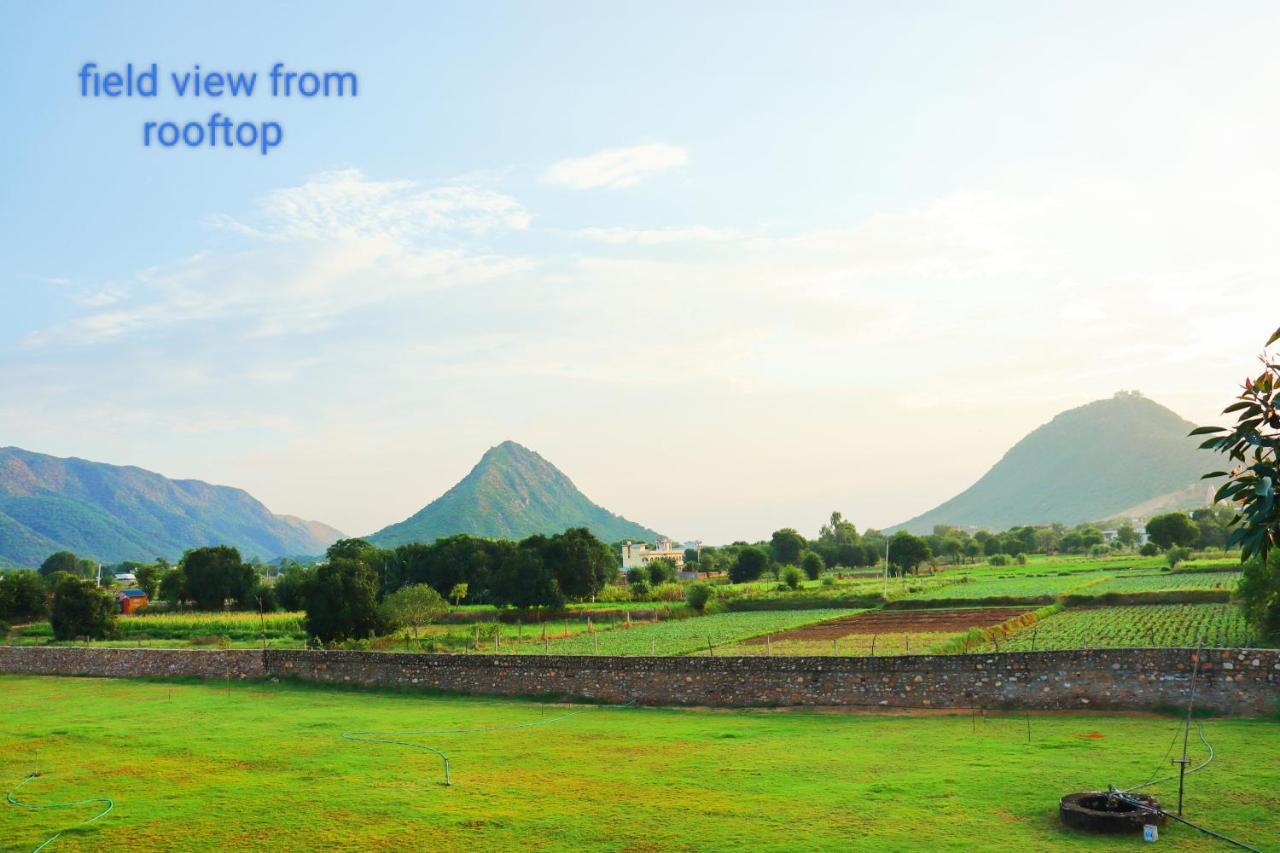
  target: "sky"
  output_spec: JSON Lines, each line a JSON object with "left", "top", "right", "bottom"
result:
{"left": 2, "top": 1, "right": 1279, "bottom": 544}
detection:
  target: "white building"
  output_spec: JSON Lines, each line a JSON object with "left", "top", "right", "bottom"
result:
{"left": 621, "top": 538, "right": 685, "bottom": 571}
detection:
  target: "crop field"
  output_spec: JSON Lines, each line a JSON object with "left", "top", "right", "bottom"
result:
{"left": 716, "top": 607, "right": 1031, "bottom": 656}
{"left": 506, "top": 609, "right": 859, "bottom": 656}
{"left": 1090, "top": 572, "right": 1241, "bottom": 595}
{"left": 1, "top": 676, "right": 1277, "bottom": 851}
{"left": 976, "top": 605, "right": 1252, "bottom": 652}
{"left": 907, "top": 572, "right": 1113, "bottom": 601}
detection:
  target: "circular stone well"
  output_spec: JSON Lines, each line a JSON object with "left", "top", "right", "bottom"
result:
{"left": 1059, "top": 792, "right": 1164, "bottom": 834}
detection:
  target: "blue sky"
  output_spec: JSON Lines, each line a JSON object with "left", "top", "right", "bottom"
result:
{"left": 3, "top": 2, "right": 1279, "bottom": 542}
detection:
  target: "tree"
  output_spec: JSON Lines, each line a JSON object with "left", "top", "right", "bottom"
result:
{"left": 941, "top": 537, "right": 964, "bottom": 565}
{"left": 180, "top": 546, "right": 257, "bottom": 610}
{"left": 134, "top": 563, "right": 163, "bottom": 599}
{"left": 1145, "top": 513, "right": 1199, "bottom": 550}
{"left": 380, "top": 584, "right": 447, "bottom": 648}
{"left": 730, "top": 547, "right": 769, "bottom": 583}
{"left": 159, "top": 566, "right": 186, "bottom": 604}
{"left": 1194, "top": 324, "right": 1280, "bottom": 642}
{"left": 304, "top": 558, "right": 382, "bottom": 643}
{"left": 647, "top": 557, "right": 677, "bottom": 586}
{"left": 626, "top": 565, "right": 648, "bottom": 585}
{"left": 819, "top": 511, "right": 859, "bottom": 545}
{"left": 1116, "top": 523, "right": 1139, "bottom": 550}
{"left": 887, "top": 531, "right": 930, "bottom": 575}
{"left": 0, "top": 571, "right": 49, "bottom": 622}
{"left": 50, "top": 577, "right": 115, "bottom": 640}
{"left": 449, "top": 583, "right": 469, "bottom": 606}
{"left": 1165, "top": 546, "right": 1192, "bottom": 569}
{"left": 685, "top": 582, "right": 712, "bottom": 611}
{"left": 801, "top": 551, "right": 825, "bottom": 581}
{"left": 273, "top": 564, "right": 313, "bottom": 611}
{"left": 683, "top": 548, "right": 699, "bottom": 567}
{"left": 39, "top": 551, "right": 82, "bottom": 578}
{"left": 781, "top": 566, "right": 803, "bottom": 590}
{"left": 543, "top": 528, "right": 617, "bottom": 600}
{"left": 769, "top": 528, "right": 806, "bottom": 565}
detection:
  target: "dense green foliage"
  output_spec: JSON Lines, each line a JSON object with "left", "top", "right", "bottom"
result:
{"left": 49, "top": 576, "right": 115, "bottom": 640}
{"left": 304, "top": 558, "right": 382, "bottom": 643}
{"left": 0, "top": 446, "right": 341, "bottom": 566}
{"left": 0, "top": 570, "right": 48, "bottom": 622}
{"left": 178, "top": 546, "right": 258, "bottom": 610}
{"left": 1145, "top": 512, "right": 1200, "bottom": 549}
{"left": 729, "top": 546, "right": 769, "bottom": 582}
{"left": 897, "top": 392, "right": 1209, "bottom": 532}
{"left": 367, "top": 441, "right": 658, "bottom": 547}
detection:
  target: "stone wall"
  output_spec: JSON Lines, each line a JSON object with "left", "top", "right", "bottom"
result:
{"left": 0, "top": 646, "right": 264, "bottom": 680}
{"left": 2, "top": 646, "right": 1277, "bottom": 714}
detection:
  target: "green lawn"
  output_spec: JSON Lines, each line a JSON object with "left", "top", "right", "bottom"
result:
{"left": 1, "top": 676, "right": 1277, "bottom": 851}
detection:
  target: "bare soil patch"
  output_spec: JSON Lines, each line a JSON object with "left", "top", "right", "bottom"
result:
{"left": 742, "top": 607, "right": 1032, "bottom": 643}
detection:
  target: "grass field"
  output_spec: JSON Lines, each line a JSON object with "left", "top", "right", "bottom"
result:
{"left": 976, "top": 605, "right": 1252, "bottom": 652}
{"left": 1090, "top": 572, "right": 1242, "bottom": 594}
{"left": 1, "top": 676, "right": 1277, "bottom": 851}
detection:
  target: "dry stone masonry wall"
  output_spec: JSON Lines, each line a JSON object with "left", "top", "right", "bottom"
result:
{"left": 1, "top": 646, "right": 1277, "bottom": 714}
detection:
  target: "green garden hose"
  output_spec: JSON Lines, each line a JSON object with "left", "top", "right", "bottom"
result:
{"left": 342, "top": 700, "right": 634, "bottom": 786}
{"left": 6, "top": 772, "right": 115, "bottom": 852}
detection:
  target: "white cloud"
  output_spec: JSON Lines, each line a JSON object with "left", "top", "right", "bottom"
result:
{"left": 213, "top": 168, "right": 531, "bottom": 240}
{"left": 542, "top": 144, "right": 688, "bottom": 189}
{"left": 577, "top": 225, "right": 736, "bottom": 245}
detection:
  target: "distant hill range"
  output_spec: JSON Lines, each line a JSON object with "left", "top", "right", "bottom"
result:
{"left": 368, "top": 440, "right": 660, "bottom": 547}
{"left": 894, "top": 392, "right": 1212, "bottom": 533}
{"left": 0, "top": 447, "right": 343, "bottom": 567}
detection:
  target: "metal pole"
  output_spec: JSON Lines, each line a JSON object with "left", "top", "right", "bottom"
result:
{"left": 1177, "top": 646, "right": 1203, "bottom": 817}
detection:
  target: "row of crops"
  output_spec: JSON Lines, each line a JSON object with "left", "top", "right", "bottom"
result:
{"left": 906, "top": 571, "right": 1239, "bottom": 602}
{"left": 975, "top": 605, "right": 1251, "bottom": 652}
{"left": 505, "top": 609, "right": 859, "bottom": 656}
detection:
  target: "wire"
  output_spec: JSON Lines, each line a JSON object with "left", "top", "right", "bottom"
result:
{"left": 5, "top": 772, "right": 115, "bottom": 853}
{"left": 1109, "top": 790, "right": 1260, "bottom": 852}
{"left": 341, "top": 699, "right": 636, "bottom": 786}
{"left": 1120, "top": 720, "right": 1214, "bottom": 793}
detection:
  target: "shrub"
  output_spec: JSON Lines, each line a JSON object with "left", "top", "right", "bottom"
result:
{"left": 782, "top": 566, "right": 803, "bottom": 590}
{"left": 801, "top": 552, "right": 825, "bottom": 581}
{"left": 686, "top": 582, "right": 713, "bottom": 611}
{"left": 629, "top": 580, "right": 650, "bottom": 599}
{"left": 1166, "top": 546, "right": 1193, "bottom": 569}
{"left": 50, "top": 577, "right": 116, "bottom": 641}
{"left": 651, "top": 582, "right": 685, "bottom": 602}
{"left": 988, "top": 554, "right": 1010, "bottom": 566}
{"left": 596, "top": 584, "right": 633, "bottom": 602}
{"left": 821, "top": 576, "right": 836, "bottom": 587}
{"left": 647, "top": 558, "right": 678, "bottom": 586}
{"left": 626, "top": 566, "right": 648, "bottom": 585}
{"left": 1140, "top": 542, "right": 1160, "bottom": 557}
{"left": 1016, "top": 554, "right": 1028, "bottom": 566}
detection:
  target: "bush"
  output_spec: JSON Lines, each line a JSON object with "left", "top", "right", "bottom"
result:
{"left": 821, "top": 576, "right": 836, "bottom": 587}
{"left": 988, "top": 554, "right": 1010, "bottom": 566}
{"left": 626, "top": 566, "right": 648, "bottom": 586}
{"left": 782, "top": 566, "right": 803, "bottom": 590}
{"left": 596, "top": 584, "right": 633, "bottom": 602}
{"left": 651, "top": 582, "right": 685, "bottom": 602}
{"left": 801, "top": 552, "right": 825, "bottom": 581}
{"left": 1016, "top": 554, "right": 1028, "bottom": 566}
{"left": 1165, "top": 546, "right": 1193, "bottom": 569}
{"left": 628, "top": 580, "right": 650, "bottom": 599}
{"left": 685, "top": 582, "right": 713, "bottom": 611}
{"left": 647, "top": 558, "right": 678, "bottom": 586}
{"left": 50, "top": 577, "right": 116, "bottom": 641}
{"left": 1140, "top": 542, "right": 1160, "bottom": 557}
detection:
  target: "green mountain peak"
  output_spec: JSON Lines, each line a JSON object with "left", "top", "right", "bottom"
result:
{"left": 367, "top": 441, "right": 659, "bottom": 546}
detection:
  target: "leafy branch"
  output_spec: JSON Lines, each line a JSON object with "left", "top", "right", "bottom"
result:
{"left": 1191, "top": 325, "right": 1280, "bottom": 562}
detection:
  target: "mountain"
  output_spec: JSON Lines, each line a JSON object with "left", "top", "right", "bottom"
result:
{"left": 368, "top": 441, "right": 660, "bottom": 547}
{"left": 0, "top": 447, "right": 343, "bottom": 567}
{"left": 894, "top": 392, "right": 1210, "bottom": 533}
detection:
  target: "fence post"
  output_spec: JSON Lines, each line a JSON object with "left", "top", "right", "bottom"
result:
{"left": 766, "top": 634, "right": 772, "bottom": 657}
{"left": 832, "top": 638, "right": 838, "bottom": 657}
{"left": 707, "top": 634, "right": 714, "bottom": 656}
{"left": 870, "top": 634, "right": 877, "bottom": 656}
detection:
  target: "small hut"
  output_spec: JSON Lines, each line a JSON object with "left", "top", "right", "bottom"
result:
{"left": 115, "top": 588, "right": 148, "bottom": 614}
